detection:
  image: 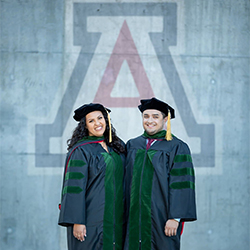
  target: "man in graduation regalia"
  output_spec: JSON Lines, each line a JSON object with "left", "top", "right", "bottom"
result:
{"left": 124, "top": 97, "right": 197, "bottom": 250}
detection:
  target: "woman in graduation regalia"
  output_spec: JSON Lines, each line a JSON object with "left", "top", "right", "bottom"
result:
{"left": 58, "top": 103, "right": 126, "bottom": 250}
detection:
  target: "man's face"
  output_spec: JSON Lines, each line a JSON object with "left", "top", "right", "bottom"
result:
{"left": 142, "top": 109, "right": 168, "bottom": 135}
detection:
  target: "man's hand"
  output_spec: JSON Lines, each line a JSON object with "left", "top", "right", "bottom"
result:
{"left": 164, "top": 219, "right": 179, "bottom": 237}
{"left": 73, "top": 224, "right": 87, "bottom": 242}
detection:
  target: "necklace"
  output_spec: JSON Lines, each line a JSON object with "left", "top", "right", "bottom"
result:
{"left": 99, "top": 141, "right": 109, "bottom": 153}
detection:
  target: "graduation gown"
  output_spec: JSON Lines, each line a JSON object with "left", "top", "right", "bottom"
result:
{"left": 58, "top": 136, "right": 125, "bottom": 250}
{"left": 124, "top": 131, "right": 197, "bottom": 250}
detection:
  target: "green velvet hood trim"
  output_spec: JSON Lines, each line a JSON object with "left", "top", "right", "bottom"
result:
{"left": 142, "top": 130, "right": 166, "bottom": 139}
{"left": 78, "top": 136, "right": 105, "bottom": 143}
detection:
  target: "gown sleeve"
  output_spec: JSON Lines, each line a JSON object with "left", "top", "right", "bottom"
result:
{"left": 58, "top": 146, "right": 89, "bottom": 227}
{"left": 168, "top": 141, "right": 197, "bottom": 222}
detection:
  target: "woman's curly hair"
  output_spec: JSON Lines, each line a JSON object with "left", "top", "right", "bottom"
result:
{"left": 67, "top": 112, "right": 125, "bottom": 154}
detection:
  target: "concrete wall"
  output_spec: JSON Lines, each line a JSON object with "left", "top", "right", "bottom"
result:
{"left": 0, "top": 0, "right": 249, "bottom": 249}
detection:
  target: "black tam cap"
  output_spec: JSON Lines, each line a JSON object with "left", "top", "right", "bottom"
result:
{"left": 138, "top": 97, "right": 175, "bottom": 119}
{"left": 73, "top": 103, "right": 111, "bottom": 121}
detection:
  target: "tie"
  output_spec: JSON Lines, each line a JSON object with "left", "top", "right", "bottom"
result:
{"left": 146, "top": 138, "right": 155, "bottom": 150}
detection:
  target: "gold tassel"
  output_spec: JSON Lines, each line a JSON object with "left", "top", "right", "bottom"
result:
{"left": 166, "top": 110, "right": 172, "bottom": 141}
{"left": 106, "top": 109, "right": 112, "bottom": 143}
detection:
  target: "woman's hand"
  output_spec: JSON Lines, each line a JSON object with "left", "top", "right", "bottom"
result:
{"left": 73, "top": 224, "right": 87, "bottom": 242}
{"left": 164, "top": 219, "right": 179, "bottom": 237}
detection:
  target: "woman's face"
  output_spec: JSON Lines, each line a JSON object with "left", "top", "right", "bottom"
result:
{"left": 85, "top": 110, "right": 106, "bottom": 137}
